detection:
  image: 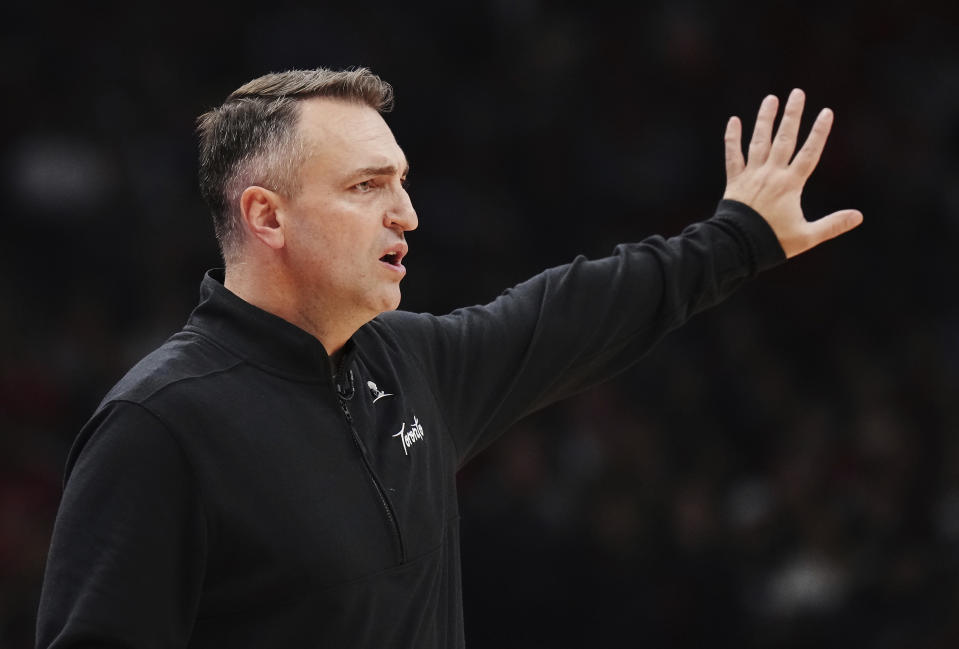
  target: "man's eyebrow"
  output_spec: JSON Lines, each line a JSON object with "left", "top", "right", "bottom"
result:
{"left": 351, "top": 163, "right": 411, "bottom": 179}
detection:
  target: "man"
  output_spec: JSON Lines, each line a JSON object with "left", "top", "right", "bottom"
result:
{"left": 36, "top": 68, "right": 861, "bottom": 647}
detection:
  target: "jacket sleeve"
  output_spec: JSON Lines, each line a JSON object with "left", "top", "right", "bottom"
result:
{"left": 380, "top": 200, "right": 785, "bottom": 466}
{"left": 36, "top": 400, "right": 206, "bottom": 649}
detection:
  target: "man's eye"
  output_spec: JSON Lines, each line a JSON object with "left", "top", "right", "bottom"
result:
{"left": 355, "top": 180, "right": 374, "bottom": 192}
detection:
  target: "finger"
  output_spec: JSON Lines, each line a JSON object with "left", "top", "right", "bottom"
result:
{"left": 791, "top": 209, "right": 863, "bottom": 258}
{"left": 724, "top": 116, "right": 745, "bottom": 179}
{"left": 791, "top": 108, "right": 834, "bottom": 180}
{"left": 769, "top": 88, "right": 805, "bottom": 165}
{"left": 747, "top": 94, "right": 779, "bottom": 167}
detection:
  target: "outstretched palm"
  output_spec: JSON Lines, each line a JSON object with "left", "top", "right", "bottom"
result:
{"left": 723, "top": 88, "right": 863, "bottom": 258}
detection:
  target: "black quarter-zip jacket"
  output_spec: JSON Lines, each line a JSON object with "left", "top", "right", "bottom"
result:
{"left": 37, "top": 200, "right": 785, "bottom": 648}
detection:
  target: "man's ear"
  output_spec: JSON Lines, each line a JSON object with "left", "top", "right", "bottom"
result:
{"left": 240, "top": 186, "right": 286, "bottom": 250}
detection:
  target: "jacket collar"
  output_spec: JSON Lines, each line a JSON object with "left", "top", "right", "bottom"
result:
{"left": 184, "top": 269, "right": 353, "bottom": 383}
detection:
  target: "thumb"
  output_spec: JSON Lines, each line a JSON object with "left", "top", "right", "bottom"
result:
{"left": 790, "top": 209, "right": 864, "bottom": 258}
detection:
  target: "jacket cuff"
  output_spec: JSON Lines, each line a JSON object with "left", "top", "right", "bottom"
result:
{"left": 714, "top": 199, "right": 786, "bottom": 272}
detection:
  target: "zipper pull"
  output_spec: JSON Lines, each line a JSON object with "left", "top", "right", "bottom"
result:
{"left": 333, "top": 367, "right": 355, "bottom": 424}
{"left": 335, "top": 369, "right": 355, "bottom": 401}
{"left": 338, "top": 397, "right": 353, "bottom": 424}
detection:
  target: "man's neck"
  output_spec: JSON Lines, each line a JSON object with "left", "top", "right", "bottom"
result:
{"left": 224, "top": 264, "right": 360, "bottom": 360}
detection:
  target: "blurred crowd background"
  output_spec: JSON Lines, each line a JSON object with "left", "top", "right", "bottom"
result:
{"left": 2, "top": 0, "right": 958, "bottom": 647}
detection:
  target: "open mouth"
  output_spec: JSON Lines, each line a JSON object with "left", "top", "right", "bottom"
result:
{"left": 379, "top": 242, "right": 408, "bottom": 270}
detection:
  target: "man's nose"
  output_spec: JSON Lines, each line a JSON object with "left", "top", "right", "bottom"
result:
{"left": 386, "top": 187, "right": 418, "bottom": 232}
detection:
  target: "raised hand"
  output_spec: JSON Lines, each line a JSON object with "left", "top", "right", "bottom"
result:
{"left": 723, "top": 88, "right": 863, "bottom": 258}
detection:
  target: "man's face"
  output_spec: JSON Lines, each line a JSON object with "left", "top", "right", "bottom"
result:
{"left": 281, "top": 98, "right": 417, "bottom": 325}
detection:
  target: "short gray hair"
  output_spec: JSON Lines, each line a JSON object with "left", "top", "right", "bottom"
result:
{"left": 196, "top": 67, "right": 394, "bottom": 262}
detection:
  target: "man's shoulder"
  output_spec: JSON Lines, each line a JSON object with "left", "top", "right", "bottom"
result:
{"left": 362, "top": 309, "right": 453, "bottom": 348}
{"left": 361, "top": 309, "right": 422, "bottom": 337}
{"left": 101, "top": 329, "right": 243, "bottom": 409}
{"left": 363, "top": 303, "right": 512, "bottom": 351}
{"left": 369, "top": 306, "right": 487, "bottom": 333}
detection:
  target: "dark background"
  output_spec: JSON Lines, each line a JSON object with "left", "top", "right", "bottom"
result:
{"left": 2, "top": 0, "right": 958, "bottom": 647}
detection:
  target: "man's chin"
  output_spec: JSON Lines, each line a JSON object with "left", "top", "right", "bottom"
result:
{"left": 372, "top": 290, "right": 402, "bottom": 315}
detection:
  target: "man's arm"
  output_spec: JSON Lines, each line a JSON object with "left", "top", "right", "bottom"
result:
{"left": 383, "top": 89, "right": 861, "bottom": 466}
{"left": 36, "top": 402, "right": 206, "bottom": 648}
{"left": 387, "top": 202, "right": 783, "bottom": 465}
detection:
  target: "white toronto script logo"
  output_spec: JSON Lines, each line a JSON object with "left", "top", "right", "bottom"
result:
{"left": 392, "top": 416, "right": 425, "bottom": 455}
